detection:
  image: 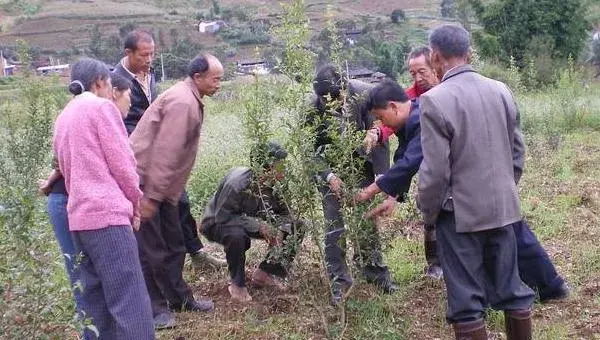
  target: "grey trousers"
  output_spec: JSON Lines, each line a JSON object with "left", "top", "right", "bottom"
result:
{"left": 435, "top": 211, "right": 535, "bottom": 323}
{"left": 319, "top": 185, "right": 390, "bottom": 286}
{"left": 71, "top": 226, "right": 154, "bottom": 340}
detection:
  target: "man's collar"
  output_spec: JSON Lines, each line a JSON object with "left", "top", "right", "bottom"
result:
{"left": 184, "top": 77, "right": 204, "bottom": 106}
{"left": 442, "top": 64, "right": 475, "bottom": 82}
{"left": 120, "top": 57, "right": 154, "bottom": 78}
{"left": 120, "top": 57, "right": 137, "bottom": 78}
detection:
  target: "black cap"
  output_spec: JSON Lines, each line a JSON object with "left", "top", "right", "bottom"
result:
{"left": 250, "top": 141, "right": 287, "bottom": 169}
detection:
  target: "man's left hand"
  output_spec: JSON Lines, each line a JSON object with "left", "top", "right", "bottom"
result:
{"left": 366, "top": 196, "right": 397, "bottom": 219}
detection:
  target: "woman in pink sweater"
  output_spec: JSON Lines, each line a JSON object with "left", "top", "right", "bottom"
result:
{"left": 53, "top": 58, "right": 154, "bottom": 340}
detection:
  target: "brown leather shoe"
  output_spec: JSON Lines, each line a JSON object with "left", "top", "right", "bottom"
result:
{"left": 453, "top": 319, "right": 487, "bottom": 340}
{"left": 505, "top": 309, "right": 532, "bottom": 340}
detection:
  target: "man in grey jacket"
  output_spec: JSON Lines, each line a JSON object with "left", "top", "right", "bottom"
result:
{"left": 200, "top": 143, "right": 304, "bottom": 303}
{"left": 418, "top": 25, "right": 534, "bottom": 340}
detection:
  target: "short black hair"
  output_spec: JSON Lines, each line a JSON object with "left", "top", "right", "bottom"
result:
{"left": 111, "top": 72, "right": 132, "bottom": 92}
{"left": 407, "top": 46, "right": 432, "bottom": 67}
{"left": 313, "top": 64, "right": 342, "bottom": 99}
{"left": 187, "top": 54, "right": 210, "bottom": 78}
{"left": 366, "top": 80, "right": 409, "bottom": 111}
{"left": 68, "top": 58, "right": 110, "bottom": 95}
{"left": 123, "top": 30, "right": 154, "bottom": 51}
{"left": 429, "top": 24, "right": 471, "bottom": 59}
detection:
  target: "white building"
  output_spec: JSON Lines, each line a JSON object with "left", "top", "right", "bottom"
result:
{"left": 199, "top": 20, "right": 225, "bottom": 33}
{"left": 0, "top": 51, "right": 15, "bottom": 77}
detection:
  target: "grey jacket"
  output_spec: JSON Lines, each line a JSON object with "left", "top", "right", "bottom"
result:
{"left": 417, "top": 65, "right": 525, "bottom": 233}
{"left": 200, "top": 167, "right": 289, "bottom": 236}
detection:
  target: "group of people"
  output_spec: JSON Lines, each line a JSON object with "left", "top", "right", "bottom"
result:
{"left": 41, "top": 24, "right": 568, "bottom": 340}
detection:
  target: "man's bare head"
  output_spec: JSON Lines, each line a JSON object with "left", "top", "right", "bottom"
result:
{"left": 188, "top": 54, "right": 224, "bottom": 97}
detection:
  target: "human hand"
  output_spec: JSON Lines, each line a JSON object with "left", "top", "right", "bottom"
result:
{"left": 366, "top": 196, "right": 397, "bottom": 219}
{"left": 38, "top": 179, "right": 52, "bottom": 196}
{"left": 355, "top": 182, "right": 382, "bottom": 203}
{"left": 140, "top": 196, "right": 159, "bottom": 221}
{"left": 362, "top": 128, "right": 380, "bottom": 155}
{"left": 132, "top": 213, "right": 141, "bottom": 231}
{"left": 259, "top": 224, "right": 282, "bottom": 247}
{"left": 328, "top": 175, "right": 344, "bottom": 198}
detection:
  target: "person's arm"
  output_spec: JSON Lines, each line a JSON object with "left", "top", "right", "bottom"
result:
{"left": 94, "top": 101, "right": 142, "bottom": 216}
{"left": 143, "top": 99, "right": 196, "bottom": 202}
{"left": 215, "top": 180, "right": 264, "bottom": 234}
{"left": 376, "top": 126, "right": 423, "bottom": 201}
{"left": 500, "top": 82, "right": 525, "bottom": 184}
{"left": 512, "top": 110, "right": 525, "bottom": 184}
{"left": 417, "top": 95, "right": 451, "bottom": 226}
{"left": 39, "top": 169, "right": 62, "bottom": 196}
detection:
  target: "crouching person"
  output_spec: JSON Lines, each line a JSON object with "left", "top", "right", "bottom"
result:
{"left": 200, "top": 142, "right": 305, "bottom": 303}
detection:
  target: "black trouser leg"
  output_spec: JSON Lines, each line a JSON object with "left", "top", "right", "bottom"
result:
{"left": 179, "top": 191, "right": 204, "bottom": 254}
{"left": 136, "top": 202, "right": 195, "bottom": 312}
{"left": 353, "top": 217, "right": 390, "bottom": 283}
{"left": 214, "top": 226, "right": 251, "bottom": 287}
{"left": 514, "top": 219, "right": 564, "bottom": 300}
{"left": 424, "top": 223, "right": 440, "bottom": 266}
{"left": 319, "top": 185, "right": 353, "bottom": 285}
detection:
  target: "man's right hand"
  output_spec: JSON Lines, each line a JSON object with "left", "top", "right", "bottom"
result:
{"left": 259, "top": 224, "right": 282, "bottom": 247}
{"left": 140, "top": 196, "right": 159, "bottom": 221}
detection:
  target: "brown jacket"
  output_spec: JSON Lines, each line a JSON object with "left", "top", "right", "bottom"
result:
{"left": 130, "top": 78, "right": 204, "bottom": 205}
{"left": 418, "top": 65, "right": 524, "bottom": 233}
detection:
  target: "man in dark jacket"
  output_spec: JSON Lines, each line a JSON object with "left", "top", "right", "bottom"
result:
{"left": 200, "top": 143, "right": 304, "bottom": 303}
{"left": 308, "top": 65, "right": 397, "bottom": 304}
{"left": 113, "top": 30, "right": 226, "bottom": 272}
{"left": 113, "top": 30, "right": 158, "bottom": 136}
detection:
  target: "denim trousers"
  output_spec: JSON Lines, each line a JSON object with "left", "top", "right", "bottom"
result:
{"left": 47, "top": 193, "right": 83, "bottom": 315}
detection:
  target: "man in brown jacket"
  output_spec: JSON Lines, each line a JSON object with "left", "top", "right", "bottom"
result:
{"left": 130, "top": 53, "right": 224, "bottom": 329}
{"left": 418, "top": 25, "right": 534, "bottom": 339}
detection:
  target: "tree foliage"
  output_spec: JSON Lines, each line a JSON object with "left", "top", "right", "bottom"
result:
{"left": 390, "top": 9, "right": 406, "bottom": 24}
{"left": 470, "top": 0, "right": 590, "bottom": 67}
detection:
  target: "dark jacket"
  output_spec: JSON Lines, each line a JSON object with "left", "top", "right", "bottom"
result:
{"left": 376, "top": 100, "right": 422, "bottom": 202}
{"left": 200, "top": 167, "right": 289, "bottom": 238}
{"left": 113, "top": 62, "right": 158, "bottom": 135}
{"left": 307, "top": 79, "right": 390, "bottom": 182}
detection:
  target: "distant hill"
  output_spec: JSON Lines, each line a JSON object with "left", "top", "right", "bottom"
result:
{"left": 0, "top": 0, "right": 444, "bottom": 64}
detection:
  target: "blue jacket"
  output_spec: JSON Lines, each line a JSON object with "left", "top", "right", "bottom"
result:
{"left": 375, "top": 100, "right": 423, "bottom": 202}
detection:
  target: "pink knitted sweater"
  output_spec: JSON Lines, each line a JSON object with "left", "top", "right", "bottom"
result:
{"left": 53, "top": 92, "right": 142, "bottom": 231}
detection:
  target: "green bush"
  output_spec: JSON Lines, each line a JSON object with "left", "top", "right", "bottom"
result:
{"left": 0, "top": 75, "right": 74, "bottom": 338}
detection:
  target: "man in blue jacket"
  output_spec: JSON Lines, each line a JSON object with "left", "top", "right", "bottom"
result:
{"left": 357, "top": 80, "right": 569, "bottom": 305}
